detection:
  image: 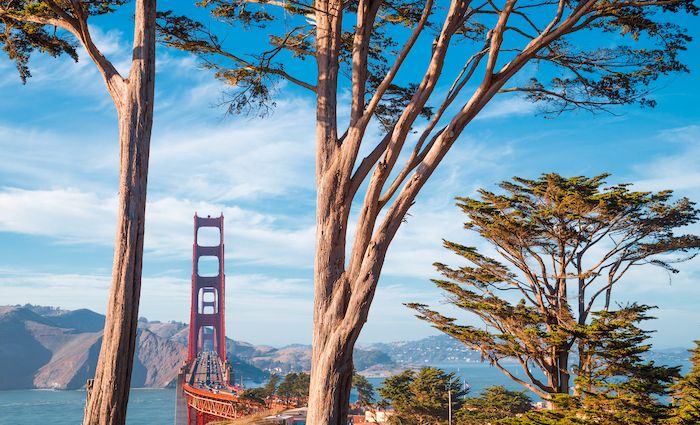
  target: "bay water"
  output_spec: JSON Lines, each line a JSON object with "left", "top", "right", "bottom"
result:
{"left": 0, "top": 362, "right": 531, "bottom": 425}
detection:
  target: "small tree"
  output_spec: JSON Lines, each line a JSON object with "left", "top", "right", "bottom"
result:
{"left": 0, "top": 1, "right": 157, "bottom": 424}
{"left": 240, "top": 374, "right": 281, "bottom": 404}
{"left": 669, "top": 341, "right": 700, "bottom": 424}
{"left": 576, "top": 305, "right": 679, "bottom": 424}
{"left": 240, "top": 387, "right": 268, "bottom": 405}
{"left": 410, "top": 174, "right": 700, "bottom": 400}
{"left": 352, "top": 371, "right": 376, "bottom": 407}
{"left": 265, "top": 373, "right": 280, "bottom": 398}
{"left": 278, "top": 372, "right": 311, "bottom": 401}
{"left": 157, "top": 1, "right": 699, "bottom": 421}
{"left": 458, "top": 386, "right": 532, "bottom": 424}
{"left": 379, "top": 367, "right": 467, "bottom": 424}
{"left": 277, "top": 373, "right": 296, "bottom": 399}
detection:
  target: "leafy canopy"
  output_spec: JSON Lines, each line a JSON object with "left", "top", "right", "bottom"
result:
{"left": 276, "top": 372, "right": 310, "bottom": 399}
{"left": 157, "top": 0, "right": 698, "bottom": 122}
{"left": 669, "top": 341, "right": 700, "bottom": 424}
{"left": 410, "top": 173, "right": 700, "bottom": 398}
{"left": 458, "top": 385, "right": 533, "bottom": 424}
{"left": 379, "top": 367, "right": 467, "bottom": 424}
{"left": 0, "top": 0, "right": 129, "bottom": 82}
{"left": 352, "top": 371, "right": 376, "bottom": 407}
{"left": 514, "top": 305, "right": 680, "bottom": 425}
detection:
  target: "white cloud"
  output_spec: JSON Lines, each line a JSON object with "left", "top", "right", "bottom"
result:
{"left": 143, "top": 196, "right": 315, "bottom": 267}
{"left": 0, "top": 187, "right": 315, "bottom": 267}
{"left": 149, "top": 96, "right": 317, "bottom": 202}
{"left": 474, "top": 96, "right": 538, "bottom": 120}
{"left": 632, "top": 125, "right": 700, "bottom": 194}
{"left": 0, "top": 187, "right": 116, "bottom": 244}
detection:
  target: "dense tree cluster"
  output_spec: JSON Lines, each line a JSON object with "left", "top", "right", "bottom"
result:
{"left": 508, "top": 305, "right": 681, "bottom": 424}
{"left": 377, "top": 332, "right": 699, "bottom": 425}
{"left": 241, "top": 372, "right": 310, "bottom": 404}
{"left": 378, "top": 367, "right": 467, "bottom": 424}
{"left": 458, "top": 386, "right": 532, "bottom": 424}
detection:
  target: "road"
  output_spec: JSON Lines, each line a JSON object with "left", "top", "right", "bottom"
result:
{"left": 190, "top": 351, "right": 234, "bottom": 395}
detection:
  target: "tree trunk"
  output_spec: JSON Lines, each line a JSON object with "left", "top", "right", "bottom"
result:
{"left": 307, "top": 185, "right": 355, "bottom": 425}
{"left": 307, "top": 215, "right": 393, "bottom": 424}
{"left": 82, "top": 1, "right": 156, "bottom": 423}
{"left": 558, "top": 350, "right": 570, "bottom": 394}
{"left": 308, "top": 329, "right": 355, "bottom": 425}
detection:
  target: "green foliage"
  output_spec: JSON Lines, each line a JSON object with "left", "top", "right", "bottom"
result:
{"left": 239, "top": 387, "right": 268, "bottom": 405}
{"left": 409, "top": 173, "right": 700, "bottom": 398}
{"left": 669, "top": 341, "right": 700, "bottom": 424}
{"left": 379, "top": 367, "right": 467, "bottom": 424}
{"left": 458, "top": 386, "right": 532, "bottom": 424}
{"left": 156, "top": 0, "right": 439, "bottom": 123}
{"left": 0, "top": 1, "right": 128, "bottom": 82}
{"left": 239, "top": 373, "right": 281, "bottom": 405}
{"left": 264, "top": 373, "right": 279, "bottom": 398}
{"left": 504, "top": 394, "right": 584, "bottom": 425}
{"left": 512, "top": 305, "right": 679, "bottom": 425}
{"left": 575, "top": 304, "right": 679, "bottom": 424}
{"left": 156, "top": 0, "right": 699, "bottom": 122}
{"left": 352, "top": 371, "right": 375, "bottom": 407}
{"left": 276, "top": 372, "right": 310, "bottom": 399}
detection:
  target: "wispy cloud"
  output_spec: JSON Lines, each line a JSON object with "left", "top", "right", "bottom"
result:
{"left": 0, "top": 188, "right": 315, "bottom": 267}
{"left": 150, "top": 97, "right": 316, "bottom": 202}
{"left": 475, "top": 96, "right": 538, "bottom": 120}
{"left": 632, "top": 125, "right": 700, "bottom": 194}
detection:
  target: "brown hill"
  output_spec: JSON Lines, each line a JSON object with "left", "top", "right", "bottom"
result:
{"left": 0, "top": 305, "right": 394, "bottom": 390}
{"left": 0, "top": 305, "right": 249, "bottom": 390}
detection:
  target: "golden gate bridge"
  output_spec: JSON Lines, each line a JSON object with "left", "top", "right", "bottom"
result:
{"left": 174, "top": 214, "right": 291, "bottom": 425}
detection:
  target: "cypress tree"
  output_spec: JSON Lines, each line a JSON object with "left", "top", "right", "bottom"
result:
{"left": 669, "top": 341, "right": 700, "bottom": 424}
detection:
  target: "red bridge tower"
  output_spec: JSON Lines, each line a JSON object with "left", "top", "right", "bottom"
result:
{"left": 187, "top": 214, "right": 227, "bottom": 363}
{"left": 176, "top": 213, "right": 283, "bottom": 425}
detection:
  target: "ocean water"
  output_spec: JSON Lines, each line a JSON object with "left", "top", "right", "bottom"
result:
{"left": 0, "top": 360, "right": 687, "bottom": 424}
{"left": 0, "top": 388, "right": 176, "bottom": 425}
{"left": 0, "top": 363, "right": 535, "bottom": 425}
{"left": 367, "top": 361, "right": 546, "bottom": 399}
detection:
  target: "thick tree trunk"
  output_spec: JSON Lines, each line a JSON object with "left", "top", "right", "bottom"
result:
{"left": 307, "top": 189, "right": 354, "bottom": 425}
{"left": 307, "top": 213, "right": 394, "bottom": 424}
{"left": 82, "top": 1, "right": 156, "bottom": 424}
{"left": 308, "top": 329, "right": 355, "bottom": 425}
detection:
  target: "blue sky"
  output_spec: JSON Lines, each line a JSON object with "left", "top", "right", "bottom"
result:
{"left": 0, "top": 4, "right": 699, "bottom": 348}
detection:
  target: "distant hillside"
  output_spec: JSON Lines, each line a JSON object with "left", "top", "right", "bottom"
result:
{"left": 363, "top": 334, "right": 693, "bottom": 369}
{"left": 12, "top": 305, "right": 689, "bottom": 391}
{"left": 365, "top": 334, "right": 483, "bottom": 365}
{"left": 0, "top": 304, "right": 400, "bottom": 390}
{"left": 0, "top": 305, "right": 268, "bottom": 390}
{"left": 227, "top": 341, "right": 394, "bottom": 376}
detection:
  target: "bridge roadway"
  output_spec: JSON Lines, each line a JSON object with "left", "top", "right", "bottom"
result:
{"left": 180, "top": 351, "right": 286, "bottom": 424}
{"left": 190, "top": 351, "right": 233, "bottom": 394}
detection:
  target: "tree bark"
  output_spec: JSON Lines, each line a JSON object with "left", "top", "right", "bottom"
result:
{"left": 303, "top": 0, "right": 598, "bottom": 421}
{"left": 82, "top": 0, "right": 156, "bottom": 424}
